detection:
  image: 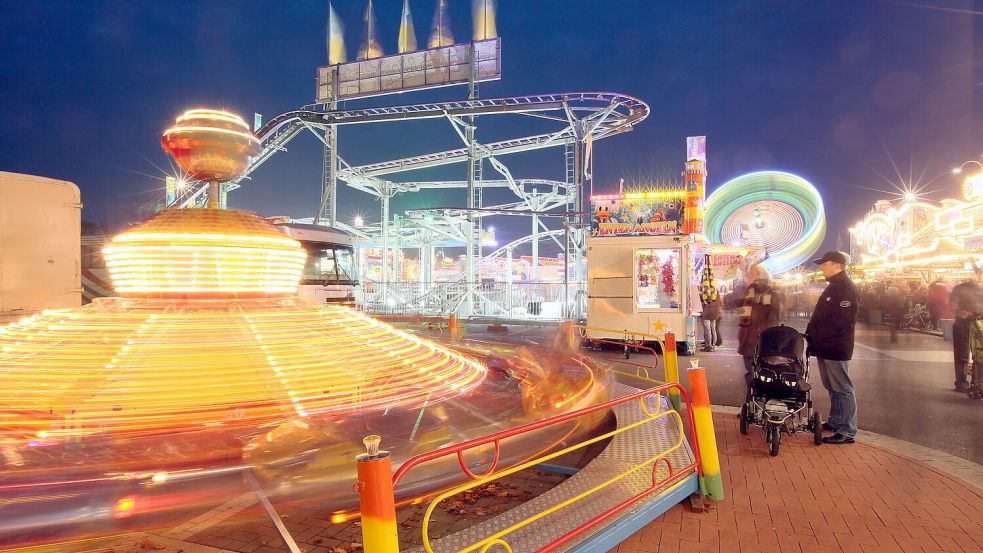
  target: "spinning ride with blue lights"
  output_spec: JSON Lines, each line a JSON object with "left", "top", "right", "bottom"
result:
{"left": 703, "top": 171, "right": 826, "bottom": 274}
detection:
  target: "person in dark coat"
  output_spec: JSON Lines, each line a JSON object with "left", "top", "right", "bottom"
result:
{"left": 949, "top": 278, "right": 983, "bottom": 392}
{"left": 700, "top": 295, "right": 722, "bottom": 351}
{"left": 806, "top": 251, "right": 860, "bottom": 445}
{"left": 737, "top": 266, "right": 782, "bottom": 395}
{"left": 927, "top": 280, "right": 952, "bottom": 330}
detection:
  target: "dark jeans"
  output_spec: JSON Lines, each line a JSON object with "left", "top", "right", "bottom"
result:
{"left": 743, "top": 356, "right": 754, "bottom": 398}
{"left": 953, "top": 317, "right": 971, "bottom": 386}
{"left": 816, "top": 358, "right": 857, "bottom": 438}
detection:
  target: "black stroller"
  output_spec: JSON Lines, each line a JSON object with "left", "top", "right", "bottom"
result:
{"left": 739, "top": 325, "right": 823, "bottom": 456}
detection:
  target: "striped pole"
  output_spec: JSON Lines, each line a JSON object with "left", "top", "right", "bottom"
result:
{"left": 687, "top": 361, "right": 724, "bottom": 500}
{"left": 356, "top": 435, "right": 400, "bottom": 553}
{"left": 663, "top": 332, "right": 681, "bottom": 410}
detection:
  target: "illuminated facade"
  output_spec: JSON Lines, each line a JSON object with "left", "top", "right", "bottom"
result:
{"left": 850, "top": 190, "right": 983, "bottom": 278}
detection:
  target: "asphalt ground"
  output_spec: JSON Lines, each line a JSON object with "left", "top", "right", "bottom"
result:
{"left": 550, "top": 314, "right": 983, "bottom": 465}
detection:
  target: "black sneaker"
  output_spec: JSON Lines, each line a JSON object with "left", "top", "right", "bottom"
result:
{"left": 955, "top": 382, "right": 970, "bottom": 392}
{"left": 822, "top": 422, "right": 836, "bottom": 432}
{"left": 822, "top": 433, "right": 855, "bottom": 445}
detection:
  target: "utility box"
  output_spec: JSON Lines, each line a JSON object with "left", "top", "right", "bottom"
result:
{"left": 0, "top": 171, "right": 82, "bottom": 323}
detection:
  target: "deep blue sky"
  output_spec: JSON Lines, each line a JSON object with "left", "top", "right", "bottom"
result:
{"left": 0, "top": 1, "right": 980, "bottom": 255}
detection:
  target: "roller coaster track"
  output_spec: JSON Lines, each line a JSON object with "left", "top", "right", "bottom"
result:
{"left": 170, "top": 92, "right": 648, "bottom": 208}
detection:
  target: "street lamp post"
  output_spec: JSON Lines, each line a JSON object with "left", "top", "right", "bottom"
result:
{"left": 952, "top": 159, "right": 983, "bottom": 175}
{"left": 954, "top": 160, "right": 983, "bottom": 201}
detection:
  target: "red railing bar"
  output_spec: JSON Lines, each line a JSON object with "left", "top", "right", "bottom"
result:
{"left": 457, "top": 439, "right": 501, "bottom": 479}
{"left": 651, "top": 457, "right": 674, "bottom": 486}
{"left": 393, "top": 381, "right": 700, "bottom": 487}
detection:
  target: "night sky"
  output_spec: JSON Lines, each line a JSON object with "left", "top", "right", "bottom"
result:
{"left": 0, "top": 1, "right": 980, "bottom": 256}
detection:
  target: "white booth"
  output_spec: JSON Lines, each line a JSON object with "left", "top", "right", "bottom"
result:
{"left": 587, "top": 231, "right": 699, "bottom": 353}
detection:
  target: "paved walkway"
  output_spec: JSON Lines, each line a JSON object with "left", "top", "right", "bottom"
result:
{"left": 611, "top": 411, "right": 983, "bottom": 553}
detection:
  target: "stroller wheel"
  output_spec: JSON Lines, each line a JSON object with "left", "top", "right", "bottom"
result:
{"left": 739, "top": 404, "right": 749, "bottom": 435}
{"left": 811, "top": 412, "right": 823, "bottom": 445}
{"left": 769, "top": 425, "right": 781, "bottom": 457}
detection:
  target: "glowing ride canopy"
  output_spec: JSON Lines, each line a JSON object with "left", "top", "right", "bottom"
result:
{"left": 104, "top": 209, "right": 307, "bottom": 298}
{"left": 160, "top": 109, "right": 260, "bottom": 184}
{"left": 0, "top": 209, "right": 487, "bottom": 439}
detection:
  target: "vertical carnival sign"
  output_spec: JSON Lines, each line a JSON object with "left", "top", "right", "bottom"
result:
{"left": 683, "top": 136, "right": 707, "bottom": 235}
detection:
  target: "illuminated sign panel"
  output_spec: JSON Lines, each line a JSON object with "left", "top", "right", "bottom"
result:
{"left": 590, "top": 193, "right": 687, "bottom": 237}
{"left": 316, "top": 38, "right": 502, "bottom": 103}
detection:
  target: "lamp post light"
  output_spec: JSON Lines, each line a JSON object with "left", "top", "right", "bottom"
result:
{"left": 954, "top": 160, "right": 983, "bottom": 202}
{"left": 952, "top": 159, "right": 983, "bottom": 175}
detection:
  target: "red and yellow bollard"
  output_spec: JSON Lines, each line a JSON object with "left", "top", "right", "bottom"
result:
{"left": 355, "top": 435, "right": 400, "bottom": 553}
{"left": 448, "top": 313, "right": 458, "bottom": 339}
{"left": 687, "top": 360, "right": 724, "bottom": 501}
{"left": 663, "top": 332, "right": 681, "bottom": 411}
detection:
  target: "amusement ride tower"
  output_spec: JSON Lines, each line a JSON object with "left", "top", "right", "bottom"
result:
{"left": 165, "top": 1, "right": 649, "bottom": 318}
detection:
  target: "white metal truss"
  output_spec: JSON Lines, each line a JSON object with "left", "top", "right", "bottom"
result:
{"left": 167, "top": 90, "right": 648, "bottom": 319}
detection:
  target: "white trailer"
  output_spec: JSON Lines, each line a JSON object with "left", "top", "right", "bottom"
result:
{"left": 0, "top": 171, "right": 82, "bottom": 323}
{"left": 275, "top": 223, "right": 358, "bottom": 306}
{"left": 586, "top": 233, "right": 698, "bottom": 353}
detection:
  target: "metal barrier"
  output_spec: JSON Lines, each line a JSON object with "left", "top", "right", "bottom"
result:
{"left": 386, "top": 382, "right": 703, "bottom": 553}
{"left": 361, "top": 281, "right": 586, "bottom": 320}
{"left": 573, "top": 324, "right": 681, "bottom": 405}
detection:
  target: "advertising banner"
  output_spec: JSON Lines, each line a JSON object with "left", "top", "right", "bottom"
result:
{"left": 591, "top": 197, "right": 686, "bottom": 237}
{"left": 686, "top": 135, "right": 707, "bottom": 163}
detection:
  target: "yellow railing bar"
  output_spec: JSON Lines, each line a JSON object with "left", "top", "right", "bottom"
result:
{"left": 478, "top": 539, "right": 513, "bottom": 553}
{"left": 460, "top": 411, "right": 686, "bottom": 553}
{"left": 574, "top": 323, "right": 668, "bottom": 382}
{"left": 607, "top": 370, "right": 667, "bottom": 416}
{"left": 609, "top": 369, "right": 666, "bottom": 387}
{"left": 573, "top": 323, "right": 668, "bottom": 342}
{"left": 420, "top": 400, "right": 688, "bottom": 553}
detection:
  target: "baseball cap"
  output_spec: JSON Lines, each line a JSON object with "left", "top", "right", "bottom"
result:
{"left": 812, "top": 251, "right": 851, "bottom": 265}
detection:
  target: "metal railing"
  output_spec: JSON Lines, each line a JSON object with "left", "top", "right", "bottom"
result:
{"left": 391, "top": 381, "right": 701, "bottom": 553}
{"left": 361, "top": 281, "right": 586, "bottom": 320}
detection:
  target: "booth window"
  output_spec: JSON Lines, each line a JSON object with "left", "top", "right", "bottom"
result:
{"left": 635, "top": 248, "right": 681, "bottom": 310}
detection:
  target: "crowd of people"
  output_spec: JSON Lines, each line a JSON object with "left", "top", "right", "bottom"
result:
{"left": 697, "top": 251, "right": 983, "bottom": 445}
{"left": 858, "top": 279, "right": 955, "bottom": 330}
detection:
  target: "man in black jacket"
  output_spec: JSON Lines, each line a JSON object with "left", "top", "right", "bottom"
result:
{"left": 806, "top": 251, "right": 860, "bottom": 445}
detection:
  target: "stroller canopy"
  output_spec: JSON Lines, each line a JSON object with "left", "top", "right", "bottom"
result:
{"left": 756, "top": 325, "right": 805, "bottom": 361}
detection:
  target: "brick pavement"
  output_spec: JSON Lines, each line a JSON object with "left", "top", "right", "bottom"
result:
{"left": 610, "top": 412, "right": 983, "bottom": 553}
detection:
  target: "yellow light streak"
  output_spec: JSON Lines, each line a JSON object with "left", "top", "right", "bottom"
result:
{"left": 0, "top": 300, "right": 487, "bottom": 438}
{"left": 176, "top": 109, "right": 252, "bottom": 130}
{"left": 162, "top": 125, "right": 260, "bottom": 143}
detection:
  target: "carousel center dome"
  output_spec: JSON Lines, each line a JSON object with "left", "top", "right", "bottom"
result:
{"left": 103, "top": 208, "right": 307, "bottom": 298}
